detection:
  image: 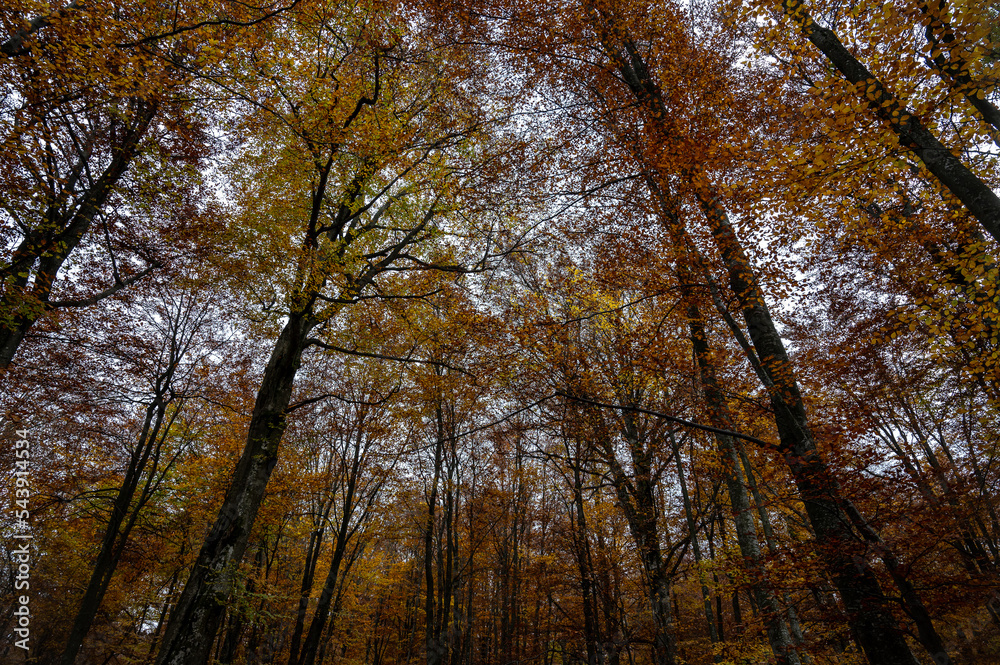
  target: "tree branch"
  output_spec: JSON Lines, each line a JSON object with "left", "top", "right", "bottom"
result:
{"left": 304, "top": 338, "right": 472, "bottom": 377}
{"left": 1, "top": 1, "right": 81, "bottom": 57}
{"left": 47, "top": 262, "right": 160, "bottom": 308}
{"left": 555, "top": 390, "right": 776, "bottom": 448}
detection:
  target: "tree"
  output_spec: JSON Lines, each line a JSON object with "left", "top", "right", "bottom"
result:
{"left": 0, "top": 0, "right": 253, "bottom": 368}
{"left": 58, "top": 279, "right": 230, "bottom": 665}
{"left": 152, "top": 1, "right": 515, "bottom": 662}
{"left": 5, "top": 0, "right": 1000, "bottom": 663}
{"left": 751, "top": 0, "right": 1000, "bottom": 242}
{"left": 480, "top": 0, "right": 942, "bottom": 660}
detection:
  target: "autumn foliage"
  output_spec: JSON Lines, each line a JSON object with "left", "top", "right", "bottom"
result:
{"left": 1, "top": 0, "right": 1000, "bottom": 664}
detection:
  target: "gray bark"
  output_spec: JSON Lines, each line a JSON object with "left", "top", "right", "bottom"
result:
{"left": 781, "top": 0, "right": 1000, "bottom": 244}
{"left": 696, "top": 188, "right": 926, "bottom": 665}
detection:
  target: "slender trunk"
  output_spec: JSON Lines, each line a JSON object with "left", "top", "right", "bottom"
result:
{"left": 289, "top": 503, "right": 332, "bottom": 665}
{"left": 649, "top": 182, "right": 798, "bottom": 662}
{"left": 739, "top": 445, "right": 810, "bottom": 656}
{"left": 440, "top": 451, "right": 457, "bottom": 663}
{"left": 680, "top": 261, "right": 799, "bottom": 665}
{"left": 603, "top": 413, "right": 677, "bottom": 665}
{"left": 671, "top": 430, "right": 719, "bottom": 648}
{"left": 60, "top": 370, "right": 178, "bottom": 665}
{"left": 296, "top": 525, "right": 352, "bottom": 665}
{"left": 705, "top": 518, "right": 725, "bottom": 642}
{"left": 459, "top": 546, "right": 476, "bottom": 665}
{"left": 840, "top": 500, "right": 953, "bottom": 661}
{"left": 426, "top": 406, "right": 446, "bottom": 665}
{"left": 146, "top": 553, "right": 183, "bottom": 662}
{"left": 570, "top": 456, "right": 602, "bottom": 665}
{"left": 297, "top": 477, "right": 360, "bottom": 664}
{"left": 595, "top": 532, "right": 622, "bottom": 665}
{"left": 708, "top": 185, "right": 950, "bottom": 661}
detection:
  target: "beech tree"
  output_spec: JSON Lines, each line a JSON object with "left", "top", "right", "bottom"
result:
{"left": 4, "top": 0, "right": 1000, "bottom": 664}
{"left": 0, "top": 0, "right": 255, "bottom": 368}
{"left": 151, "top": 1, "right": 517, "bottom": 662}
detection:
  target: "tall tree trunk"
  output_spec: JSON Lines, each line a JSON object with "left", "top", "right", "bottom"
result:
{"left": 146, "top": 542, "right": 185, "bottom": 662}
{"left": 289, "top": 501, "right": 334, "bottom": 665}
{"left": 693, "top": 182, "right": 926, "bottom": 665}
{"left": 737, "top": 444, "right": 810, "bottom": 656}
{"left": 602, "top": 411, "right": 678, "bottom": 665}
{"left": 296, "top": 410, "right": 382, "bottom": 665}
{"left": 569, "top": 450, "right": 602, "bottom": 665}
{"left": 296, "top": 527, "right": 351, "bottom": 665}
{"left": 296, "top": 477, "right": 359, "bottom": 665}
{"left": 705, "top": 516, "right": 725, "bottom": 642}
{"left": 154, "top": 312, "right": 314, "bottom": 665}
{"left": 645, "top": 172, "right": 799, "bottom": 661}
{"left": 669, "top": 216, "right": 800, "bottom": 665}
{"left": 60, "top": 346, "right": 183, "bottom": 665}
{"left": 671, "top": 430, "right": 720, "bottom": 648}
{"left": 426, "top": 405, "right": 447, "bottom": 665}
{"left": 595, "top": 531, "right": 623, "bottom": 665}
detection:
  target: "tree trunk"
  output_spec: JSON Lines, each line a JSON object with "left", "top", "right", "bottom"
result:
{"left": 295, "top": 524, "right": 352, "bottom": 665}
{"left": 60, "top": 338, "right": 183, "bottom": 665}
{"left": 296, "top": 425, "right": 370, "bottom": 665}
{"left": 671, "top": 430, "right": 720, "bottom": 648}
{"left": 779, "top": 0, "right": 1000, "bottom": 243}
{"left": 154, "top": 312, "right": 313, "bottom": 665}
{"left": 738, "top": 444, "right": 810, "bottom": 656}
{"left": 569, "top": 452, "right": 602, "bottom": 665}
{"left": 602, "top": 411, "right": 678, "bottom": 665}
{"left": 675, "top": 240, "right": 800, "bottom": 665}
{"left": 426, "top": 405, "right": 447, "bottom": 665}
{"left": 289, "top": 505, "right": 333, "bottom": 665}
{"left": 0, "top": 101, "right": 158, "bottom": 369}
{"left": 645, "top": 174, "right": 800, "bottom": 663}
{"left": 694, "top": 184, "right": 925, "bottom": 665}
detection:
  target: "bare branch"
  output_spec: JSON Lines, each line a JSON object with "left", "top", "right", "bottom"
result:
{"left": 47, "top": 263, "right": 160, "bottom": 308}
{"left": 555, "top": 390, "right": 776, "bottom": 448}
{"left": 304, "top": 338, "right": 473, "bottom": 377}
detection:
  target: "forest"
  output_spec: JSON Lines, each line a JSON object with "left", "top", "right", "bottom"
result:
{"left": 1, "top": 0, "right": 999, "bottom": 664}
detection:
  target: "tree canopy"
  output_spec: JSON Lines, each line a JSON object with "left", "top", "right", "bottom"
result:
{"left": 2, "top": 0, "right": 1000, "bottom": 664}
